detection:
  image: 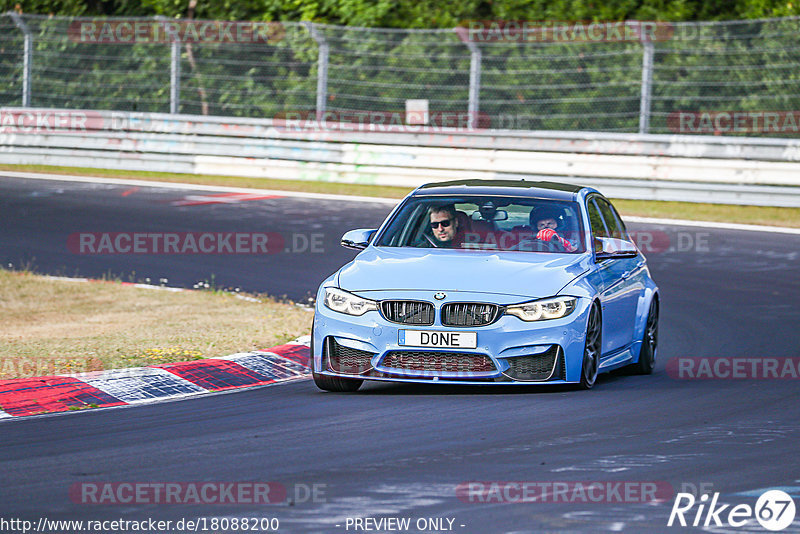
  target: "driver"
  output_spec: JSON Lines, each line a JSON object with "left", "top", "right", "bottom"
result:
{"left": 532, "top": 208, "right": 576, "bottom": 252}
{"left": 416, "top": 204, "right": 463, "bottom": 248}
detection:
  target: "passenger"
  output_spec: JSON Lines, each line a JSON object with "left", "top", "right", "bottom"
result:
{"left": 532, "top": 208, "right": 576, "bottom": 252}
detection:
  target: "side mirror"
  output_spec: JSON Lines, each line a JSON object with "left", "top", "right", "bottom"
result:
{"left": 595, "top": 237, "right": 638, "bottom": 260}
{"left": 341, "top": 229, "right": 377, "bottom": 250}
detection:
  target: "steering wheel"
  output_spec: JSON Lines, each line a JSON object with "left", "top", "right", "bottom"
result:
{"left": 548, "top": 236, "right": 568, "bottom": 252}
{"left": 423, "top": 234, "right": 442, "bottom": 248}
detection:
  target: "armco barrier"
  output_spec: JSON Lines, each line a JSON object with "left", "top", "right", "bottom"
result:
{"left": 2, "top": 108, "right": 800, "bottom": 206}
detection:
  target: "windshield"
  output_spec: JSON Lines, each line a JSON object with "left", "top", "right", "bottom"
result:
{"left": 376, "top": 196, "right": 585, "bottom": 253}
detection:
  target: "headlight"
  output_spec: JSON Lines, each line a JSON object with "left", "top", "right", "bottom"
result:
{"left": 323, "top": 287, "right": 378, "bottom": 316}
{"left": 505, "top": 296, "right": 577, "bottom": 322}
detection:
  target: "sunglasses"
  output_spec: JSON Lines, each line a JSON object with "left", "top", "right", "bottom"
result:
{"left": 430, "top": 218, "right": 453, "bottom": 229}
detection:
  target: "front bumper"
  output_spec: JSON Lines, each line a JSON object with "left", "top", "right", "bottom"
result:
{"left": 312, "top": 290, "right": 592, "bottom": 385}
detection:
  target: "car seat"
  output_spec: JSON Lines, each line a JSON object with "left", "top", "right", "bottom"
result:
{"left": 455, "top": 210, "right": 472, "bottom": 233}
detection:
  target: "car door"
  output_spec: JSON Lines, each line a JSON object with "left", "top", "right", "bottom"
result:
{"left": 587, "top": 196, "right": 642, "bottom": 355}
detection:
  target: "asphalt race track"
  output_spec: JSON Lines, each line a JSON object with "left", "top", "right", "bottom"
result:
{"left": 0, "top": 176, "right": 392, "bottom": 301}
{"left": 2, "top": 176, "right": 800, "bottom": 533}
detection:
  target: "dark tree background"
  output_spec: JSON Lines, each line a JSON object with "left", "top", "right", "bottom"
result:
{"left": 5, "top": 0, "right": 800, "bottom": 25}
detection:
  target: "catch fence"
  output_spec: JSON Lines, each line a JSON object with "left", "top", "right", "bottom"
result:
{"left": 3, "top": 15, "right": 800, "bottom": 135}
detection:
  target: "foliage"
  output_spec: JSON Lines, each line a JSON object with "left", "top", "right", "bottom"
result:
{"left": 3, "top": 2, "right": 800, "bottom": 135}
{"left": 6, "top": 0, "right": 800, "bottom": 25}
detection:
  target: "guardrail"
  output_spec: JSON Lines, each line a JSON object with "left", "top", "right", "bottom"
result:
{"left": 2, "top": 108, "right": 800, "bottom": 207}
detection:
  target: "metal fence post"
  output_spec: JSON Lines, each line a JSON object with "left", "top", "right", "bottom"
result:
{"left": 466, "top": 41, "right": 482, "bottom": 130}
{"left": 639, "top": 40, "right": 654, "bottom": 134}
{"left": 9, "top": 12, "right": 32, "bottom": 107}
{"left": 170, "top": 39, "right": 181, "bottom": 114}
{"left": 306, "top": 23, "right": 329, "bottom": 121}
{"left": 156, "top": 16, "right": 181, "bottom": 114}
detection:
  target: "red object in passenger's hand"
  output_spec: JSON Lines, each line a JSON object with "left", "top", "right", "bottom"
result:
{"left": 536, "top": 228, "right": 575, "bottom": 252}
{"left": 536, "top": 228, "right": 557, "bottom": 241}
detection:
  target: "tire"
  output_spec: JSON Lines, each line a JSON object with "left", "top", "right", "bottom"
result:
{"left": 311, "top": 368, "right": 363, "bottom": 392}
{"left": 309, "top": 325, "right": 363, "bottom": 392}
{"left": 631, "top": 298, "right": 658, "bottom": 375}
{"left": 579, "top": 303, "right": 602, "bottom": 389}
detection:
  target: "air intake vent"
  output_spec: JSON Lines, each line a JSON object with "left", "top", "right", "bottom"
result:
{"left": 326, "top": 338, "right": 374, "bottom": 375}
{"left": 503, "top": 346, "right": 561, "bottom": 381}
{"left": 382, "top": 351, "right": 496, "bottom": 373}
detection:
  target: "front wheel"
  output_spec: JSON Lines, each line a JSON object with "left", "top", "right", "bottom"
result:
{"left": 311, "top": 368, "right": 363, "bottom": 392}
{"left": 579, "top": 304, "right": 602, "bottom": 389}
{"left": 309, "top": 319, "right": 362, "bottom": 392}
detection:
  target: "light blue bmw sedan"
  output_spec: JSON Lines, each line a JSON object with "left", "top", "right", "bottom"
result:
{"left": 311, "top": 179, "right": 659, "bottom": 391}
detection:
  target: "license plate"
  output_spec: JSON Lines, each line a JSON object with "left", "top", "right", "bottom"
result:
{"left": 399, "top": 330, "right": 477, "bottom": 349}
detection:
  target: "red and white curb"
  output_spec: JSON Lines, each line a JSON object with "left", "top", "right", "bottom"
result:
{"left": 0, "top": 338, "right": 310, "bottom": 419}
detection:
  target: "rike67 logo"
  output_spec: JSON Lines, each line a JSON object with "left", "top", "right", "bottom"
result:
{"left": 668, "top": 490, "right": 796, "bottom": 531}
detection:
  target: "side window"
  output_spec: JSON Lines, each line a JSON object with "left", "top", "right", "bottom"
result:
{"left": 595, "top": 197, "right": 627, "bottom": 240}
{"left": 586, "top": 198, "right": 607, "bottom": 253}
{"left": 607, "top": 200, "right": 629, "bottom": 239}
{"left": 587, "top": 198, "right": 608, "bottom": 237}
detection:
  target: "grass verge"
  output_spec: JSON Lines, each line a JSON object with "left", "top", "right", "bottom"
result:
{"left": 2, "top": 164, "right": 799, "bottom": 228}
{"left": 0, "top": 269, "right": 313, "bottom": 380}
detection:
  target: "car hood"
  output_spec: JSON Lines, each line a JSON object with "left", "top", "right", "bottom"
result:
{"left": 336, "top": 247, "right": 590, "bottom": 299}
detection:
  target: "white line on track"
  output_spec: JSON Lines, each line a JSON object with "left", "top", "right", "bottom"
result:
{"left": 624, "top": 215, "right": 800, "bottom": 235}
{"left": 2, "top": 171, "right": 399, "bottom": 205}
{"left": 5, "top": 171, "right": 800, "bottom": 234}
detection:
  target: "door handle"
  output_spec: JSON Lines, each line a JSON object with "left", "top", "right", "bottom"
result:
{"left": 622, "top": 262, "right": 644, "bottom": 280}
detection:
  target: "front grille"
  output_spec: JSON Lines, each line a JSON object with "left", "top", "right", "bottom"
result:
{"left": 441, "top": 303, "right": 500, "bottom": 327}
{"left": 382, "top": 351, "right": 496, "bottom": 373}
{"left": 503, "top": 346, "right": 561, "bottom": 381}
{"left": 326, "top": 338, "right": 374, "bottom": 374}
{"left": 381, "top": 300, "right": 434, "bottom": 325}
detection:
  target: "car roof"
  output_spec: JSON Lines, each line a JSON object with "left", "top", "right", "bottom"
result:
{"left": 412, "top": 179, "right": 588, "bottom": 201}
